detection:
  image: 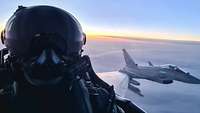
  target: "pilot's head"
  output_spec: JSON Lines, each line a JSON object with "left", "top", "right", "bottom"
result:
{"left": 1, "top": 5, "right": 86, "bottom": 86}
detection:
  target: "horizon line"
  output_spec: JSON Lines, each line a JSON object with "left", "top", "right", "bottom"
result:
{"left": 87, "top": 34, "right": 200, "bottom": 43}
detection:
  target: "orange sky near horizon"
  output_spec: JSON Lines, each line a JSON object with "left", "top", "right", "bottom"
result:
{"left": 0, "top": 22, "right": 199, "bottom": 42}
{"left": 0, "top": 23, "right": 3, "bottom": 31}
{"left": 85, "top": 30, "right": 200, "bottom": 42}
{"left": 0, "top": 1, "right": 200, "bottom": 43}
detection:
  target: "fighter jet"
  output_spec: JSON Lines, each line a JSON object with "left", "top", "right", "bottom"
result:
{"left": 117, "top": 49, "right": 200, "bottom": 96}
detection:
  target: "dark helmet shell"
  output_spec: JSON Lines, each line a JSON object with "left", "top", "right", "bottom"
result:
{"left": 3, "top": 5, "right": 85, "bottom": 58}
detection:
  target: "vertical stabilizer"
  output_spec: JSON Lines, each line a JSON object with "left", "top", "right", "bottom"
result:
{"left": 122, "top": 49, "right": 137, "bottom": 68}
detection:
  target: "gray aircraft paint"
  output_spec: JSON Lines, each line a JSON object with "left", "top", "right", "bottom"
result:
{"left": 119, "top": 49, "right": 200, "bottom": 96}
{"left": 83, "top": 37, "right": 200, "bottom": 113}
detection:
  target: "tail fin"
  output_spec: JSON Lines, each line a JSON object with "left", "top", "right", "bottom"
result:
{"left": 122, "top": 49, "right": 137, "bottom": 68}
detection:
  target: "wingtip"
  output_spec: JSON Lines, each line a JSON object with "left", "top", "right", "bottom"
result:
{"left": 135, "top": 92, "right": 144, "bottom": 97}
{"left": 139, "top": 93, "right": 144, "bottom": 97}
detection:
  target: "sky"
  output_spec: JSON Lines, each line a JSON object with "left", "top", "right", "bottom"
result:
{"left": 0, "top": 0, "right": 200, "bottom": 41}
{"left": 85, "top": 37, "right": 200, "bottom": 113}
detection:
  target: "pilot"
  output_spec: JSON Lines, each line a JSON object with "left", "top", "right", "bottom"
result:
{"left": 0, "top": 5, "right": 145, "bottom": 113}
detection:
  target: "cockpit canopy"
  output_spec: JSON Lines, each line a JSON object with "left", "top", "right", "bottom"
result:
{"left": 161, "top": 64, "right": 177, "bottom": 69}
{"left": 161, "top": 64, "right": 188, "bottom": 74}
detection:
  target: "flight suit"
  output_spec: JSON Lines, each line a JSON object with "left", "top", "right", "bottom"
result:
{"left": 0, "top": 55, "right": 144, "bottom": 113}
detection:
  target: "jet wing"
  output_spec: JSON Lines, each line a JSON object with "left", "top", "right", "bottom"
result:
{"left": 97, "top": 71, "right": 129, "bottom": 97}
{"left": 97, "top": 72, "right": 146, "bottom": 113}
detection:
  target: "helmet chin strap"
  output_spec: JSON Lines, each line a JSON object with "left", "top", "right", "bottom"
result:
{"left": 22, "top": 49, "right": 66, "bottom": 86}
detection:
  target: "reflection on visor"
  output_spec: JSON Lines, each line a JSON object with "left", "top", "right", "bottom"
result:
{"left": 22, "top": 49, "right": 69, "bottom": 86}
{"left": 30, "top": 33, "right": 67, "bottom": 57}
{"left": 36, "top": 50, "right": 46, "bottom": 64}
{"left": 36, "top": 49, "right": 61, "bottom": 65}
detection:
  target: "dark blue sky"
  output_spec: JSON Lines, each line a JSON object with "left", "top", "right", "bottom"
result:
{"left": 0, "top": 0, "right": 200, "bottom": 41}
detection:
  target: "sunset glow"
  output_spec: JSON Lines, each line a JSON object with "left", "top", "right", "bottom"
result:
{"left": 0, "top": 23, "right": 4, "bottom": 32}
{"left": 0, "top": 0, "right": 200, "bottom": 42}
{"left": 85, "top": 28, "right": 200, "bottom": 42}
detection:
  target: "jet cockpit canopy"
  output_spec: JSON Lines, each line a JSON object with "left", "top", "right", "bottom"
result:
{"left": 161, "top": 64, "right": 186, "bottom": 74}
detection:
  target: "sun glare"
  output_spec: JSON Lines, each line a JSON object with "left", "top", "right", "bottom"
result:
{"left": 0, "top": 23, "right": 3, "bottom": 31}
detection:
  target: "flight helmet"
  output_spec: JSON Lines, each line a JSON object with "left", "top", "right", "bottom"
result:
{"left": 1, "top": 5, "right": 86, "bottom": 86}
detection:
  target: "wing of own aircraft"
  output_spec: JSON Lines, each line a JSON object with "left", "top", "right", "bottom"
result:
{"left": 97, "top": 72, "right": 146, "bottom": 113}
{"left": 97, "top": 71, "right": 144, "bottom": 98}
{"left": 97, "top": 71, "right": 129, "bottom": 97}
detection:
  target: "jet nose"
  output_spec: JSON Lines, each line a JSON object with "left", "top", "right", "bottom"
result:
{"left": 162, "top": 80, "right": 173, "bottom": 84}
